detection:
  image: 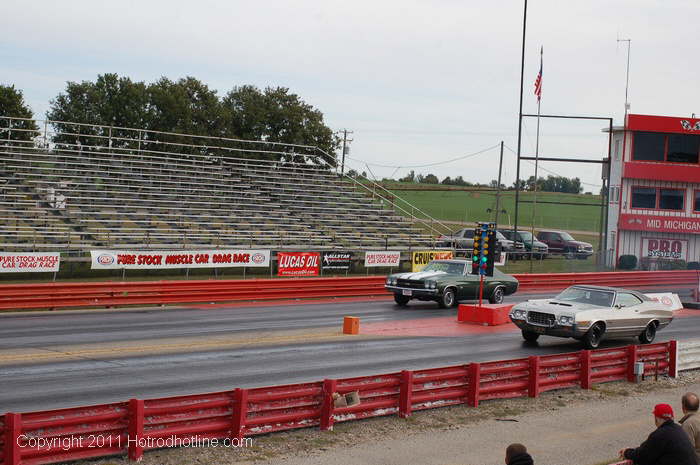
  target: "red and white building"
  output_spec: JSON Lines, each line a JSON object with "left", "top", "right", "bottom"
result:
{"left": 607, "top": 113, "right": 700, "bottom": 268}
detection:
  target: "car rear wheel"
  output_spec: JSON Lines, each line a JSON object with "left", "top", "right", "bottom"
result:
{"left": 583, "top": 323, "right": 605, "bottom": 349}
{"left": 639, "top": 322, "right": 657, "bottom": 344}
{"left": 522, "top": 330, "right": 540, "bottom": 342}
{"left": 489, "top": 286, "right": 505, "bottom": 304}
{"left": 438, "top": 288, "right": 457, "bottom": 308}
{"left": 394, "top": 294, "right": 410, "bottom": 307}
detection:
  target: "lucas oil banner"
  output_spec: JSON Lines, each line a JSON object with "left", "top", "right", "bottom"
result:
{"left": 277, "top": 252, "right": 320, "bottom": 277}
{"left": 90, "top": 249, "right": 271, "bottom": 269}
{"left": 0, "top": 252, "right": 61, "bottom": 273}
{"left": 411, "top": 250, "right": 454, "bottom": 272}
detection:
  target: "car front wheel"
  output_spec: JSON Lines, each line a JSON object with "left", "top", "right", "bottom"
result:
{"left": 394, "top": 294, "right": 410, "bottom": 307}
{"left": 564, "top": 248, "right": 576, "bottom": 260}
{"left": 639, "top": 322, "right": 657, "bottom": 344}
{"left": 489, "top": 286, "right": 505, "bottom": 304}
{"left": 522, "top": 330, "right": 540, "bottom": 342}
{"left": 583, "top": 323, "right": 605, "bottom": 349}
{"left": 438, "top": 288, "right": 457, "bottom": 308}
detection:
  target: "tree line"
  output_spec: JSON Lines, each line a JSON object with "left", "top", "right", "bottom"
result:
{"left": 0, "top": 75, "right": 339, "bottom": 162}
{"left": 357, "top": 169, "right": 584, "bottom": 194}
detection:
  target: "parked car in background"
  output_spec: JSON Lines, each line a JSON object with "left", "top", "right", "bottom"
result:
{"left": 495, "top": 231, "right": 525, "bottom": 260}
{"left": 499, "top": 229, "right": 548, "bottom": 259}
{"left": 536, "top": 230, "right": 593, "bottom": 259}
{"left": 385, "top": 259, "right": 519, "bottom": 308}
{"left": 509, "top": 285, "right": 676, "bottom": 349}
{"left": 437, "top": 228, "right": 473, "bottom": 250}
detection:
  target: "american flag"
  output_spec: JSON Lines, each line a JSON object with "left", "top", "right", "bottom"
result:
{"left": 534, "top": 46, "right": 543, "bottom": 102}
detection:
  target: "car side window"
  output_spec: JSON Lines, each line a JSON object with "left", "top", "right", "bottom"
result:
{"left": 539, "top": 232, "right": 549, "bottom": 240}
{"left": 615, "top": 293, "right": 643, "bottom": 308}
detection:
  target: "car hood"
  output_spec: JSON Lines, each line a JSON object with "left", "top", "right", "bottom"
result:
{"left": 392, "top": 270, "right": 451, "bottom": 281}
{"left": 514, "top": 299, "right": 605, "bottom": 314}
{"left": 569, "top": 240, "right": 592, "bottom": 248}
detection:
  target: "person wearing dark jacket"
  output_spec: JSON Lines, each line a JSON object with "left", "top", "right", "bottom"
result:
{"left": 620, "top": 403, "right": 698, "bottom": 465}
{"left": 505, "top": 443, "right": 534, "bottom": 465}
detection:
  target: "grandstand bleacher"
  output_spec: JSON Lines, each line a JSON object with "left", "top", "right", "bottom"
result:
{"left": 0, "top": 116, "right": 444, "bottom": 251}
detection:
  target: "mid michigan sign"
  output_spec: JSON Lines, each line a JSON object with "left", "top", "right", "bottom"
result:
{"left": 619, "top": 214, "right": 700, "bottom": 234}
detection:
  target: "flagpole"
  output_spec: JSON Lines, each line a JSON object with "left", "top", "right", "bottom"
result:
{"left": 530, "top": 46, "right": 542, "bottom": 273}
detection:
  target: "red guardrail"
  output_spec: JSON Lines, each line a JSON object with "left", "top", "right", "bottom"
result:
{"left": 0, "top": 270, "right": 697, "bottom": 311}
{"left": 0, "top": 341, "right": 676, "bottom": 465}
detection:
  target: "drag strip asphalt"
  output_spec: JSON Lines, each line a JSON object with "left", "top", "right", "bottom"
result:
{"left": 0, "top": 292, "right": 697, "bottom": 412}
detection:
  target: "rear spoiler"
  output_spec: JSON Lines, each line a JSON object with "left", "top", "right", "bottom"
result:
{"left": 644, "top": 293, "right": 683, "bottom": 311}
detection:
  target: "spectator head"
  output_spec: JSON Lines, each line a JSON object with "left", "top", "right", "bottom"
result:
{"left": 682, "top": 392, "right": 700, "bottom": 414}
{"left": 505, "top": 443, "right": 528, "bottom": 464}
{"left": 653, "top": 403, "right": 674, "bottom": 426}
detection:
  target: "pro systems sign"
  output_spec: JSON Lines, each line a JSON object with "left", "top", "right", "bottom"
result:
{"left": 277, "top": 252, "right": 320, "bottom": 277}
{"left": 641, "top": 238, "right": 688, "bottom": 261}
{"left": 90, "top": 250, "right": 270, "bottom": 269}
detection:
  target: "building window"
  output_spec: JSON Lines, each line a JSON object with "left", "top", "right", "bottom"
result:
{"left": 631, "top": 187, "right": 656, "bottom": 209}
{"left": 633, "top": 132, "right": 665, "bottom": 161}
{"left": 694, "top": 190, "right": 700, "bottom": 212}
{"left": 615, "top": 139, "right": 621, "bottom": 160}
{"left": 667, "top": 134, "right": 700, "bottom": 163}
{"left": 659, "top": 189, "right": 684, "bottom": 210}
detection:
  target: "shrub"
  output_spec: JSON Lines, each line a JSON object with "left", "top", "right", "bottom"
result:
{"left": 618, "top": 255, "right": 637, "bottom": 270}
{"left": 688, "top": 262, "right": 700, "bottom": 270}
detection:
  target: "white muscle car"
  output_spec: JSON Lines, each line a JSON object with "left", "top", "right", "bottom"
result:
{"left": 509, "top": 285, "right": 678, "bottom": 349}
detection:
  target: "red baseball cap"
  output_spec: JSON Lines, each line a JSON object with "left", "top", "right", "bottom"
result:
{"left": 653, "top": 403, "right": 674, "bottom": 420}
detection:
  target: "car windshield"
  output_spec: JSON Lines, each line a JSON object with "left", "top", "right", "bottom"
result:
{"left": 559, "top": 232, "right": 575, "bottom": 241}
{"left": 423, "top": 261, "right": 465, "bottom": 274}
{"left": 518, "top": 231, "right": 534, "bottom": 241}
{"left": 555, "top": 287, "right": 614, "bottom": 307}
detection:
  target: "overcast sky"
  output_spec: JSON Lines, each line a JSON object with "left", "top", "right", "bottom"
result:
{"left": 3, "top": 0, "right": 700, "bottom": 190}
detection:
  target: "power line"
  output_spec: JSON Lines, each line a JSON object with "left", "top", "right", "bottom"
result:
{"left": 345, "top": 143, "right": 501, "bottom": 169}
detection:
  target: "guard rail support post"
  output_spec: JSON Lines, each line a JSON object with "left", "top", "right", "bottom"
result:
{"left": 128, "top": 398, "right": 144, "bottom": 462}
{"left": 399, "top": 370, "right": 413, "bottom": 418}
{"left": 467, "top": 363, "right": 480, "bottom": 407}
{"left": 580, "top": 350, "right": 592, "bottom": 389}
{"left": 627, "top": 345, "right": 638, "bottom": 383}
{"left": 5, "top": 412, "right": 21, "bottom": 465}
{"left": 669, "top": 340, "right": 678, "bottom": 378}
{"left": 232, "top": 388, "right": 248, "bottom": 441}
{"left": 320, "top": 379, "right": 337, "bottom": 431}
{"left": 528, "top": 356, "right": 541, "bottom": 398}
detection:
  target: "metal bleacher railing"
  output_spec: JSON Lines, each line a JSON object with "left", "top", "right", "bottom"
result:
{"left": 0, "top": 115, "right": 451, "bottom": 252}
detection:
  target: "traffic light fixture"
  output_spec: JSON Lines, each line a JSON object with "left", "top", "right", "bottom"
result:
{"left": 472, "top": 222, "right": 496, "bottom": 277}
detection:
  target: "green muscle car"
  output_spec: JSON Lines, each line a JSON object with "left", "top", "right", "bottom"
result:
{"left": 385, "top": 259, "right": 519, "bottom": 308}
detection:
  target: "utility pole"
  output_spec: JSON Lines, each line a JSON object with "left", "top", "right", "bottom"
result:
{"left": 337, "top": 129, "right": 353, "bottom": 176}
{"left": 494, "top": 141, "right": 504, "bottom": 227}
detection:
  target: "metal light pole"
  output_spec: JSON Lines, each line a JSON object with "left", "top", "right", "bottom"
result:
{"left": 513, "top": 0, "right": 528, "bottom": 240}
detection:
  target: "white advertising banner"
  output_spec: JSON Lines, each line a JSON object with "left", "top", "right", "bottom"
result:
{"left": 90, "top": 249, "right": 271, "bottom": 270}
{"left": 641, "top": 238, "right": 688, "bottom": 261}
{"left": 0, "top": 252, "right": 61, "bottom": 273}
{"left": 364, "top": 251, "right": 401, "bottom": 267}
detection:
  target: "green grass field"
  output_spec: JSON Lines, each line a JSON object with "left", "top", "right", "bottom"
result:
{"left": 384, "top": 183, "right": 604, "bottom": 233}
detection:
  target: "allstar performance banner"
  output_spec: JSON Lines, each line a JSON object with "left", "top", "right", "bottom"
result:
{"left": 90, "top": 249, "right": 271, "bottom": 270}
{"left": 0, "top": 252, "right": 61, "bottom": 273}
{"left": 321, "top": 251, "right": 353, "bottom": 271}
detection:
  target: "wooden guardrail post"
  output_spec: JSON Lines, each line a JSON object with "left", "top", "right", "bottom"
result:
{"left": 467, "top": 363, "right": 480, "bottom": 407}
{"left": 627, "top": 345, "right": 638, "bottom": 383}
{"left": 669, "top": 340, "right": 678, "bottom": 378}
{"left": 320, "top": 379, "right": 337, "bottom": 431}
{"left": 580, "top": 350, "right": 592, "bottom": 389}
{"left": 528, "top": 356, "right": 540, "bottom": 398}
{"left": 5, "top": 412, "right": 21, "bottom": 465}
{"left": 128, "top": 398, "right": 144, "bottom": 462}
{"left": 232, "top": 388, "right": 248, "bottom": 441}
{"left": 399, "top": 370, "right": 414, "bottom": 418}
